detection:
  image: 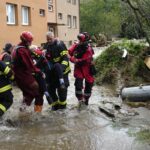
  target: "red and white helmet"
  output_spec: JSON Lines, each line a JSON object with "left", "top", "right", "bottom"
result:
{"left": 77, "top": 33, "right": 86, "bottom": 42}
{"left": 20, "top": 31, "right": 33, "bottom": 44}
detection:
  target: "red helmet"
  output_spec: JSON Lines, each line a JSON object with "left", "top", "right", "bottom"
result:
{"left": 82, "top": 32, "right": 90, "bottom": 41}
{"left": 34, "top": 48, "right": 43, "bottom": 56}
{"left": 20, "top": 31, "right": 33, "bottom": 43}
{"left": 77, "top": 33, "right": 86, "bottom": 42}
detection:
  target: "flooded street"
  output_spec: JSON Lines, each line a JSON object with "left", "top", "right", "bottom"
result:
{"left": 0, "top": 48, "right": 150, "bottom": 150}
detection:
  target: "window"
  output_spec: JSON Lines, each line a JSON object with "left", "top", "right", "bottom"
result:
{"left": 48, "top": 0, "right": 53, "bottom": 4}
{"left": 48, "top": 26, "right": 55, "bottom": 36}
{"left": 48, "top": 5, "right": 53, "bottom": 11}
{"left": 48, "top": 0, "right": 53, "bottom": 11}
{"left": 67, "top": 15, "right": 72, "bottom": 28}
{"left": 58, "top": 13, "right": 63, "bottom": 19}
{"left": 39, "top": 9, "right": 45, "bottom": 17}
{"left": 22, "top": 6, "right": 30, "bottom": 25}
{"left": 72, "top": 0, "right": 76, "bottom": 5}
{"left": 6, "top": 4, "right": 16, "bottom": 24}
{"left": 49, "top": 27, "right": 54, "bottom": 33}
{"left": 73, "top": 16, "right": 77, "bottom": 28}
{"left": 67, "top": 0, "right": 71, "bottom": 3}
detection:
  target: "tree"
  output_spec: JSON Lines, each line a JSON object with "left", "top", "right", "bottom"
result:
{"left": 121, "top": 0, "right": 150, "bottom": 45}
{"left": 80, "top": 0, "right": 150, "bottom": 42}
{"left": 80, "top": 0, "right": 121, "bottom": 36}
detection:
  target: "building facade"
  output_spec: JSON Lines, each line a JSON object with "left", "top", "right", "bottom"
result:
{"left": 56, "top": 0, "right": 80, "bottom": 45}
{"left": 0, "top": 0, "right": 79, "bottom": 50}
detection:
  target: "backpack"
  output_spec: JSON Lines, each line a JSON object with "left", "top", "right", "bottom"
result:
{"left": 12, "top": 46, "right": 25, "bottom": 65}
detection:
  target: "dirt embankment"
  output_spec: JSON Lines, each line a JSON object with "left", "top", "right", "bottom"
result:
{"left": 95, "top": 40, "right": 150, "bottom": 89}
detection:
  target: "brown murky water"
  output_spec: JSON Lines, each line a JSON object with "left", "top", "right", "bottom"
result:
{"left": 0, "top": 48, "right": 150, "bottom": 150}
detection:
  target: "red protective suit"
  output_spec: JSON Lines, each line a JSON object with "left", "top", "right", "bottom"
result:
{"left": 69, "top": 43, "right": 94, "bottom": 83}
{"left": 12, "top": 42, "right": 42, "bottom": 106}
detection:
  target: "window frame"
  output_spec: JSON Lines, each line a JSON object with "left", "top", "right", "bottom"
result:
{"left": 39, "top": 9, "right": 45, "bottom": 17}
{"left": 73, "top": 16, "right": 77, "bottom": 28}
{"left": 6, "top": 3, "right": 16, "bottom": 25}
{"left": 58, "top": 13, "right": 63, "bottom": 19}
{"left": 21, "top": 6, "right": 30, "bottom": 25}
{"left": 48, "top": 4, "right": 53, "bottom": 12}
{"left": 67, "top": 15, "right": 72, "bottom": 28}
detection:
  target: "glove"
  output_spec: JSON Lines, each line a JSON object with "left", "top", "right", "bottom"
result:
{"left": 70, "top": 56, "right": 79, "bottom": 63}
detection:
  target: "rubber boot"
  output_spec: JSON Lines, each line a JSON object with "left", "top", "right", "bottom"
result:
{"left": 59, "top": 103, "right": 67, "bottom": 110}
{"left": 84, "top": 99, "right": 89, "bottom": 105}
{"left": 34, "top": 105, "right": 42, "bottom": 112}
{"left": 51, "top": 101, "right": 60, "bottom": 111}
{"left": 51, "top": 104, "right": 60, "bottom": 111}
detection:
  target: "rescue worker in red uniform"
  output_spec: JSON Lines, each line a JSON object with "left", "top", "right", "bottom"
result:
{"left": 43, "top": 32, "right": 70, "bottom": 110}
{"left": 0, "top": 60, "right": 14, "bottom": 116}
{"left": 69, "top": 33, "right": 95, "bottom": 106}
{"left": 12, "top": 31, "right": 43, "bottom": 112}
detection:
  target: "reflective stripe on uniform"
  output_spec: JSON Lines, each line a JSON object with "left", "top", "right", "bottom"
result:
{"left": 53, "top": 57, "right": 61, "bottom": 62}
{"left": 64, "top": 66, "right": 71, "bottom": 74}
{"left": 4, "top": 66, "right": 10, "bottom": 75}
{"left": 0, "top": 85, "right": 12, "bottom": 93}
{"left": 61, "top": 60, "right": 68, "bottom": 66}
{"left": 60, "top": 50, "right": 68, "bottom": 56}
{"left": 5, "top": 62, "right": 10, "bottom": 65}
{"left": 10, "top": 75, "right": 14, "bottom": 80}
{"left": 32, "top": 51, "right": 40, "bottom": 58}
{"left": 0, "top": 104, "right": 6, "bottom": 112}
{"left": 59, "top": 100, "right": 67, "bottom": 105}
{"left": 51, "top": 101, "right": 59, "bottom": 106}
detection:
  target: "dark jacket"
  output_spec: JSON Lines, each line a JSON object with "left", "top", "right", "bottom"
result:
{"left": 44, "top": 39, "right": 71, "bottom": 75}
{"left": 0, "top": 52, "right": 12, "bottom": 67}
{"left": 0, "top": 61, "right": 14, "bottom": 93}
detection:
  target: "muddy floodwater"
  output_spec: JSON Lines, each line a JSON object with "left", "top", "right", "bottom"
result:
{"left": 0, "top": 48, "right": 150, "bottom": 150}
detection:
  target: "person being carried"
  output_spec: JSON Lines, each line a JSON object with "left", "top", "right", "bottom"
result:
{"left": 29, "top": 45, "right": 53, "bottom": 105}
